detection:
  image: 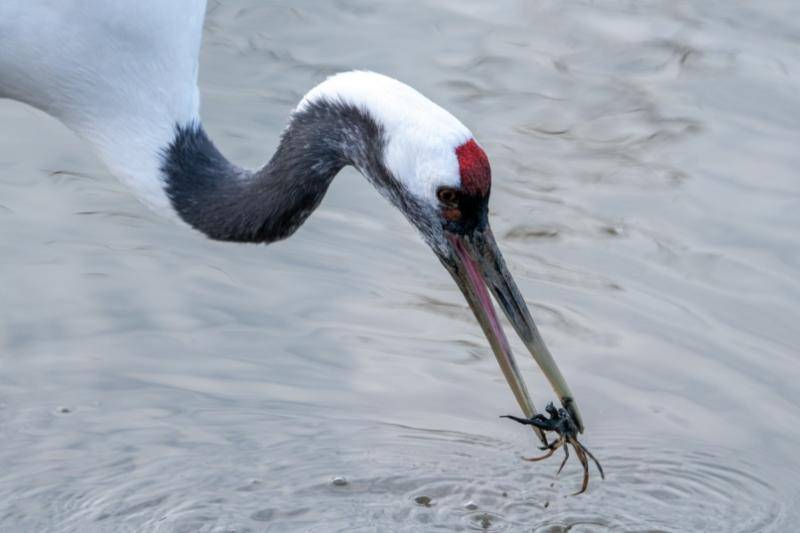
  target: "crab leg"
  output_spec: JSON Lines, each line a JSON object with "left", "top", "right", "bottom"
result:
{"left": 578, "top": 443, "right": 605, "bottom": 480}
{"left": 555, "top": 442, "right": 570, "bottom": 477}
{"left": 522, "top": 435, "right": 564, "bottom": 462}
{"left": 571, "top": 439, "right": 591, "bottom": 495}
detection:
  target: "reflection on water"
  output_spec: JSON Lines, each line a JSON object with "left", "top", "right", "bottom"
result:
{"left": 1, "top": 0, "right": 799, "bottom": 531}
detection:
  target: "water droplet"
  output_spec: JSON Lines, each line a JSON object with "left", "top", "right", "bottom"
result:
{"left": 464, "top": 500, "right": 478, "bottom": 510}
{"left": 414, "top": 495, "right": 432, "bottom": 507}
{"left": 603, "top": 225, "right": 624, "bottom": 236}
{"left": 57, "top": 406, "right": 71, "bottom": 413}
{"left": 331, "top": 476, "right": 348, "bottom": 486}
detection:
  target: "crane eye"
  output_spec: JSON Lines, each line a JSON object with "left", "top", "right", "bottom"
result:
{"left": 437, "top": 187, "right": 459, "bottom": 206}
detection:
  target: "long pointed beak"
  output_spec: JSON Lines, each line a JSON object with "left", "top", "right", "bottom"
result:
{"left": 442, "top": 228, "right": 583, "bottom": 439}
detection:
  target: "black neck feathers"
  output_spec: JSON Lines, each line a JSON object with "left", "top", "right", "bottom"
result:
{"left": 162, "top": 100, "right": 388, "bottom": 243}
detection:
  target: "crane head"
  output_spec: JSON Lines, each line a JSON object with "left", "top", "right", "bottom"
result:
{"left": 300, "top": 71, "right": 584, "bottom": 436}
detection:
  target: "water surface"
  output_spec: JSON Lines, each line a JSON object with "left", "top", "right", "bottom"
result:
{"left": 1, "top": 1, "right": 799, "bottom": 531}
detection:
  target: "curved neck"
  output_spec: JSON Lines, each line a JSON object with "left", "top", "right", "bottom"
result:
{"left": 162, "top": 101, "right": 394, "bottom": 243}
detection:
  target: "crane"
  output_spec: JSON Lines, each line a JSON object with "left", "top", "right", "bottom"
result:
{"left": 0, "top": 0, "right": 585, "bottom": 452}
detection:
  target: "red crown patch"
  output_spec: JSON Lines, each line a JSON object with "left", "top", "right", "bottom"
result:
{"left": 455, "top": 139, "right": 491, "bottom": 196}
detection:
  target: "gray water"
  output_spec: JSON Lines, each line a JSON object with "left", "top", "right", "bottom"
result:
{"left": 2, "top": 1, "right": 800, "bottom": 531}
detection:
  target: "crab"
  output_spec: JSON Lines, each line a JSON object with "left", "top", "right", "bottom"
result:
{"left": 502, "top": 403, "right": 604, "bottom": 495}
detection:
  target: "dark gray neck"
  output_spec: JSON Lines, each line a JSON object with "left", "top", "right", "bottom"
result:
{"left": 162, "top": 100, "right": 393, "bottom": 243}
